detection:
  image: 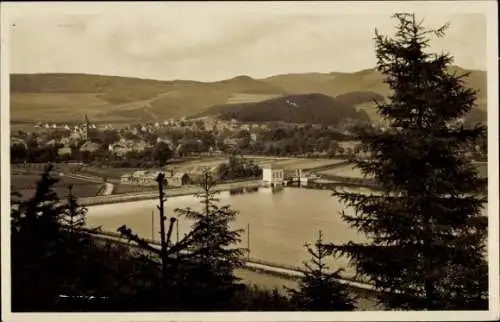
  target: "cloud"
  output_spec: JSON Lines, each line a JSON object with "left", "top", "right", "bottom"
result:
{"left": 7, "top": 8, "right": 487, "bottom": 81}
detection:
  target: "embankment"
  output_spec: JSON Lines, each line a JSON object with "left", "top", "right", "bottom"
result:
{"left": 79, "top": 180, "right": 261, "bottom": 207}
{"left": 86, "top": 228, "right": 379, "bottom": 310}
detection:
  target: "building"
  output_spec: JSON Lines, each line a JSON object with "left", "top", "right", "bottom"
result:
{"left": 11, "top": 137, "right": 27, "bottom": 149}
{"left": 157, "top": 136, "right": 176, "bottom": 150}
{"left": 284, "top": 168, "right": 303, "bottom": 179}
{"left": 79, "top": 141, "right": 101, "bottom": 153}
{"left": 120, "top": 173, "right": 132, "bottom": 184}
{"left": 262, "top": 164, "right": 284, "bottom": 187}
{"left": 223, "top": 138, "right": 243, "bottom": 150}
{"left": 81, "top": 114, "right": 91, "bottom": 141}
{"left": 124, "top": 170, "right": 160, "bottom": 186}
{"left": 120, "top": 170, "right": 191, "bottom": 187}
{"left": 109, "top": 140, "right": 151, "bottom": 157}
{"left": 58, "top": 146, "right": 72, "bottom": 156}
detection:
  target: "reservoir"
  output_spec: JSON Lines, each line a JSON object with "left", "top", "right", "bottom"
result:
{"left": 86, "top": 187, "right": 488, "bottom": 279}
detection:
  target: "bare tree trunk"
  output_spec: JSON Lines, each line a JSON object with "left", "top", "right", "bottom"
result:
{"left": 156, "top": 173, "right": 168, "bottom": 289}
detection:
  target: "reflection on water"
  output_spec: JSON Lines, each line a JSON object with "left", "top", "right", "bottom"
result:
{"left": 86, "top": 187, "right": 489, "bottom": 278}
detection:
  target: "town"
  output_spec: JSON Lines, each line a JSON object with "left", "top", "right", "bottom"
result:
{"left": 5, "top": 5, "right": 494, "bottom": 318}
{"left": 11, "top": 112, "right": 487, "bottom": 202}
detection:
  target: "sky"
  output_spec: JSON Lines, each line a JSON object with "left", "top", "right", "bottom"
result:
{"left": 4, "top": 2, "right": 489, "bottom": 82}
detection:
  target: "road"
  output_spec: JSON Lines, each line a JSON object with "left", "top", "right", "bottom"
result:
{"left": 88, "top": 230, "right": 375, "bottom": 293}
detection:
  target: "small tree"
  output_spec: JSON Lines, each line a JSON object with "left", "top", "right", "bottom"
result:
{"left": 174, "top": 169, "right": 246, "bottom": 310}
{"left": 289, "top": 231, "right": 356, "bottom": 311}
{"left": 327, "top": 13, "right": 488, "bottom": 310}
{"left": 152, "top": 141, "right": 173, "bottom": 167}
{"left": 61, "top": 185, "right": 88, "bottom": 236}
{"left": 11, "top": 165, "right": 67, "bottom": 310}
{"left": 57, "top": 185, "right": 99, "bottom": 301}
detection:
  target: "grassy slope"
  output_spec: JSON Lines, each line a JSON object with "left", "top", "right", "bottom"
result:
{"left": 263, "top": 66, "right": 487, "bottom": 123}
{"left": 198, "top": 93, "right": 371, "bottom": 124}
{"left": 11, "top": 66, "right": 486, "bottom": 123}
{"left": 10, "top": 73, "right": 288, "bottom": 123}
{"left": 11, "top": 173, "right": 104, "bottom": 200}
{"left": 263, "top": 66, "right": 486, "bottom": 107}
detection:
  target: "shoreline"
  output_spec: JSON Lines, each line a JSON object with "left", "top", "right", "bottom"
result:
{"left": 79, "top": 180, "right": 262, "bottom": 207}
{"left": 75, "top": 178, "right": 488, "bottom": 209}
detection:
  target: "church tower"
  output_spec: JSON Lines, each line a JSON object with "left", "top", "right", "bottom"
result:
{"left": 82, "top": 114, "right": 90, "bottom": 141}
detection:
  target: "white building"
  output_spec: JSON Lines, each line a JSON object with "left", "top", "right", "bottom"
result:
{"left": 262, "top": 164, "right": 284, "bottom": 187}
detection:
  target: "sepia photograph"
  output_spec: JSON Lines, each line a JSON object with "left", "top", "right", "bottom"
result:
{"left": 1, "top": 1, "right": 498, "bottom": 322}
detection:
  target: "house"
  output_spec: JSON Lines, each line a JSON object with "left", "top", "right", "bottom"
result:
{"left": 223, "top": 138, "right": 242, "bottom": 149}
{"left": 11, "top": 137, "right": 27, "bottom": 149}
{"left": 126, "top": 170, "right": 158, "bottom": 186}
{"left": 157, "top": 136, "right": 175, "bottom": 149}
{"left": 109, "top": 140, "right": 151, "bottom": 157}
{"left": 58, "top": 146, "right": 72, "bottom": 156}
{"left": 60, "top": 137, "right": 78, "bottom": 147}
{"left": 140, "top": 171, "right": 161, "bottom": 186}
{"left": 120, "top": 173, "right": 132, "bottom": 184}
{"left": 262, "top": 164, "right": 284, "bottom": 187}
{"left": 337, "top": 140, "right": 362, "bottom": 155}
{"left": 79, "top": 141, "right": 101, "bottom": 153}
{"left": 45, "top": 139, "right": 58, "bottom": 147}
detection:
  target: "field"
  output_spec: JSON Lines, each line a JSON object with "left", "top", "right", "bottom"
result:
{"left": 112, "top": 183, "right": 157, "bottom": 195}
{"left": 11, "top": 93, "right": 118, "bottom": 123}
{"left": 11, "top": 173, "right": 104, "bottom": 200}
{"left": 77, "top": 167, "right": 146, "bottom": 180}
{"left": 226, "top": 93, "right": 283, "bottom": 104}
{"left": 272, "top": 158, "right": 345, "bottom": 170}
{"left": 10, "top": 92, "right": 166, "bottom": 123}
{"left": 78, "top": 157, "right": 348, "bottom": 181}
{"left": 319, "top": 162, "right": 488, "bottom": 180}
{"left": 319, "top": 164, "right": 365, "bottom": 178}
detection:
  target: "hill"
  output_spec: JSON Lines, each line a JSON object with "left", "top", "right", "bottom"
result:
{"left": 263, "top": 66, "right": 486, "bottom": 107}
{"left": 10, "top": 65, "right": 487, "bottom": 124}
{"left": 198, "top": 93, "right": 371, "bottom": 125}
{"left": 10, "top": 73, "right": 288, "bottom": 123}
{"left": 335, "top": 91, "right": 386, "bottom": 105}
{"left": 263, "top": 66, "right": 487, "bottom": 123}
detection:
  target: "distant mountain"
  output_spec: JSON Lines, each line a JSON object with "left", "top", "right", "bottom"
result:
{"left": 335, "top": 91, "right": 386, "bottom": 105}
{"left": 10, "top": 73, "right": 286, "bottom": 123}
{"left": 198, "top": 93, "right": 371, "bottom": 125}
{"left": 10, "top": 65, "right": 487, "bottom": 124}
{"left": 262, "top": 66, "right": 487, "bottom": 109}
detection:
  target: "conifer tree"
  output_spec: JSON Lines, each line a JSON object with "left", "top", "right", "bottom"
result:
{"left": 289, "top": 231, "right": 356, "bottom": 311}
{"left": 174, "top": 169, "right": 246, "bottom": 310}
{"left": 11, "top": 165, "right": 67, "bottom": 310}
{"left": 57, "top": 184, "right": 98, "bottom": 302}
{"left": 62, "top": 184, "right": 88, "bottom": 236}
{"left": 327, "top": 13, "right": 488, "bottom": 310}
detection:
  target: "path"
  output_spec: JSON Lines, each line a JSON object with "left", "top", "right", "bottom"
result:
{"left": 102, "top": 182, "right": 114, "bottom": 196}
